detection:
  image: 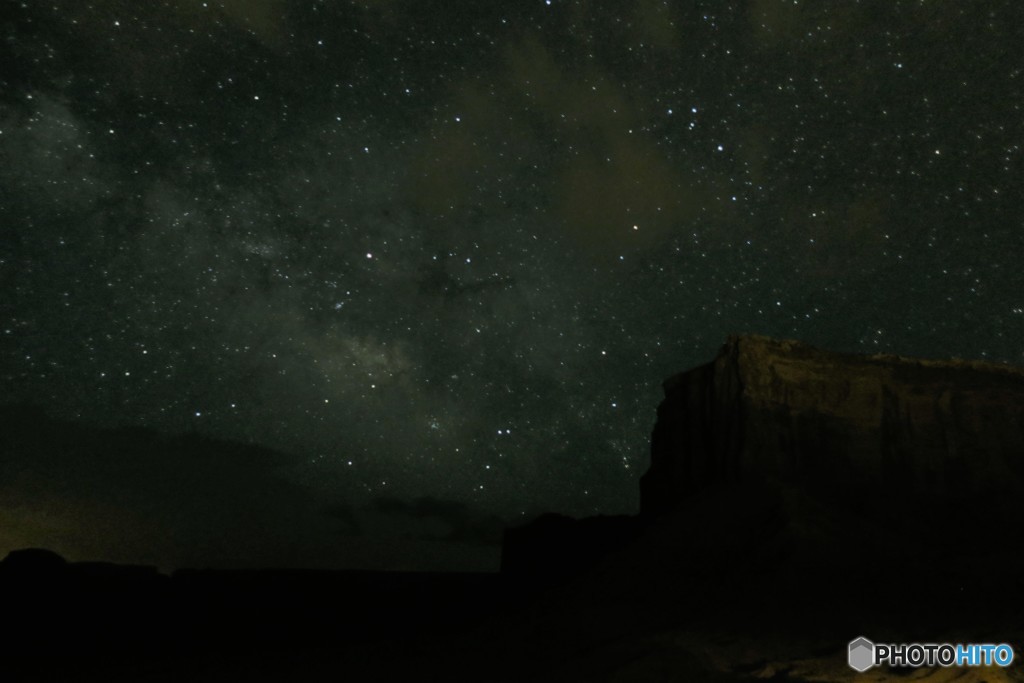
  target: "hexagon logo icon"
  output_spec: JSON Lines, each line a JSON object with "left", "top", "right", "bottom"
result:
{"left": 848, "top": 637, "right": 875, "bottom": 672}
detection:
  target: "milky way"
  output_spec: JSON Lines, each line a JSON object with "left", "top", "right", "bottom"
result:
{"left": 2, "top": 0, "right": 1022, "bottom": 568}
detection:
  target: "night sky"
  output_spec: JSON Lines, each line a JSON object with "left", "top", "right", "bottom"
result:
{"left": 2, "top": 0, "right": 1022, "bottom": 570}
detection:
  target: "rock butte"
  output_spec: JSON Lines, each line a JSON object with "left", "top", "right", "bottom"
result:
{"left": 505, "top": 335, "right": 1024, "bottom": 576}
{"left": 641, "top": 334, "right": 1024, "bottom": 517}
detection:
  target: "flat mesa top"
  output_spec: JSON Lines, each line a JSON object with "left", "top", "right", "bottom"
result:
{"left": 741, "top": 334, "right": 1022, "bottom": 375}
{"left": 662, "top": 335, "right": 1024, "bottom": 395}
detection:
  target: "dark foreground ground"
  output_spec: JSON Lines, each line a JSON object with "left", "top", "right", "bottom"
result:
{"left": 4, "top": 562, "right": 1022, "bottom": 683}
{"left": 1, "top": 557, "right": 541, "bottom": 682}
{"left": 5, "top": 483, "right": 1024, "bottom": 683}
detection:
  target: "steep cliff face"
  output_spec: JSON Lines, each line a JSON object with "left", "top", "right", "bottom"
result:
{"left": 640, "top": 335, "right": 1024, "bottom": 517}
{"left": 504, "top": 336, "right": 1024, "bottom": 579}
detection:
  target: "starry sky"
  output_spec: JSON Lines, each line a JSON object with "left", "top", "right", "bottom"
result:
{"left": 1, "top": 0, "right": 1022, "bottom": 570}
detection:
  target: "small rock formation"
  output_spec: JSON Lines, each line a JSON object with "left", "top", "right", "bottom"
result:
{"left": 500, "top": 514, "right": 641, "bottom": 576}
{"left": 0, "top": 548, "right": 68, "bottom": 575}
{"left": 640, "top": 334, "right": 1024, "bottom": 517}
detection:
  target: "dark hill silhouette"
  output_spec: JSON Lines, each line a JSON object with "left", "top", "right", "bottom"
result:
{"left": 0, "top": 403, "right": 329, "bottom": 571}
{"left": 0, "top": 405, "right": 502, "bottom": 573}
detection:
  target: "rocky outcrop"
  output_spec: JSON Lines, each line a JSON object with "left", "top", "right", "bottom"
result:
{"left": 500, "top": 514, "right": 641, "bottom": 576}
{"left": 640, "top": 335, "right": 1024, "bottom": 517}
{"left": 504, "top": 335, "right": 1024, "bottom": 579}
{"left": 0, "top": 548, "right": 68, "bottom": 575}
